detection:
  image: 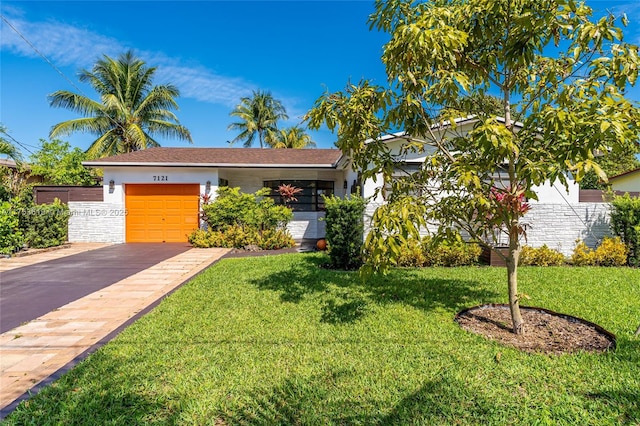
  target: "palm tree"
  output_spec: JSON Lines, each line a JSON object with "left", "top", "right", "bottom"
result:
{"left": 228, "top": 90, "right": 288, "bottom": 148}
{"left": 48, "top": 51, "right": 192, "bottom": 158}
{"left": 0, "top": 124, "right": 22, "bottom": 163}
{"left": 270, "top": 126, "right": 316, "bottom": 149}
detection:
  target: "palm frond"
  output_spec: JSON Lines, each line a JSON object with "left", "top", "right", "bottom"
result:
{"left": 49, "top": 51, "right": 191, "bottom": 157}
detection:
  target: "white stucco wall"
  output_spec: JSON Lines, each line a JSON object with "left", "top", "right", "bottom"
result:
{"left": 102, "top": 167, "right": 217, "bottom": 205}
{"left": 611, "top": 171, "right": 640, "bottom": 192}
{"left": 530, "top": 180, "right": 580, "bottom": 204}
{"left": 219, "top": 168, "right": 345, "bottom": 240}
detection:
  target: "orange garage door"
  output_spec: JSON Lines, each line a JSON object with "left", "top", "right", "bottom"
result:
{"left": 125, "top": 184, "right": 200, "bottom": 242}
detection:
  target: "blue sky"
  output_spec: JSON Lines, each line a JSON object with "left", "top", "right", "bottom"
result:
{"left": 1, "top": 1, "right": 640, "bottom": 157}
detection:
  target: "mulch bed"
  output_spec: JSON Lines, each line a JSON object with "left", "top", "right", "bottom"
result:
{"left": 2, "top": 243, "right": 72, "bottom": 259}
{"left": 455, "top": 304, "right": 616, "bottom": 355}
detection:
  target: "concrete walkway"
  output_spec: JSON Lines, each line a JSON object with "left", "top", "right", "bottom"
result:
{"left": 0, "top": 244, "right": 229, "bottom": 414}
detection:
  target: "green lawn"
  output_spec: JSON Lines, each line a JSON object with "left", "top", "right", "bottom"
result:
{"left": 5, "top": 254, "right": 640, "bottom": 425}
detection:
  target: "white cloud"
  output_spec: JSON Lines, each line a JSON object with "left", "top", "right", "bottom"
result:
{"left": 154, "top": 64, "right": 252, "bottom": 107}
{"left": 0, "top": 15, "right": 125, "bottom": 67}
{"left": 0, "top": 9, "right": 257, "bottom": 107}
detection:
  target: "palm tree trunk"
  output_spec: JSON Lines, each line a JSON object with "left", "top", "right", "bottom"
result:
{"left": 507, "top": 223, "right": 524, "bottom": 335}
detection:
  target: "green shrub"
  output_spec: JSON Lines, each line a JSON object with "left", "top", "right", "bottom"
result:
{"left": 191, "top": 187, "right": 295, "bottom": 250}
{"left": 257, "top": 229, "right": 296, "bottom": 250}
{"left": 323, "top": 194, "right": 367, "bottom": 270}
{"left": 394, "top": 236, "right": 481, "bottom": 267}
{"left": 594, "top": 236, "right": 628, "bottom": 266}
{"left": 571, "top": 237, "right": 628, "bottom": 267}
{"left": 396, "top": 238, "right": 428, "bottom": 267}
{"left": 610, "top": 194, "right": 640, "bottom": 266}
{"left": 571, "top": 241, "right": 596, "bottom": 266}
{"left": 519, "top": 245, "right": 566, "bottom": 266}
{"left": 203, "top": 187, "right": 292, "bottom": 232}
{"left": 19, "top": 199, "right": 69, "bottom": 249}
{"left": 431, "top": 238, "right": 482, "bottom": 267}
{"left": 0, "top": 200, "right": 24, "bottom": 254}
{"left": 188, "top": 227, "right": 294, "bottom": 250}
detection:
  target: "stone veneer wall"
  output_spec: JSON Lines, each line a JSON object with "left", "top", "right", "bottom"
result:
{"left": 522, "top": 203, "right": 611, "bottom": 255}
{"left": 67, "top": 201, "right": 126, "bottom": 243}
{"left": 364, "top": 201, "right": 612, "bottom": 256}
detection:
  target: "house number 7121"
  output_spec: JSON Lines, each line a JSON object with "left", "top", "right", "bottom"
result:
{"left": 153, "top": 175, "right": 168, "bottom": 181}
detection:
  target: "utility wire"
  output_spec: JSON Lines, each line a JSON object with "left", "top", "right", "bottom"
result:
{"left": 0, "top": 14, "right": 87, "bottom": 97}
{"left": 0, "top": 14, "right": 129, "bottom": 139}
{"left": 552, "top": 182, "right": 604, "bottom": 245}
{"left": 0, "top": 128, "right": 35, "bottom": 156}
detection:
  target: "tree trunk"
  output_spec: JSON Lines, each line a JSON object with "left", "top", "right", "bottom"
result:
{"left": 635, "top": 324, "right": 640, "bottom": 336}
{"left": 506, "top": 224, "right": 524, "bottom": 335}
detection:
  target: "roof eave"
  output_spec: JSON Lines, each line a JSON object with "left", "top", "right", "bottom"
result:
{"left": 83, "top": 161, "right": 341, "bottom": 169}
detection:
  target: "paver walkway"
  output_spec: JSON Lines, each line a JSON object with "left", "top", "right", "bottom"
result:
{"left": 0, "top": 245, "right": 229, "bottom": 414}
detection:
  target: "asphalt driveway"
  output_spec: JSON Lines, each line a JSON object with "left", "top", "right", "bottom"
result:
{"left": 0, "top": 243, "right": 191, "bottom": 333}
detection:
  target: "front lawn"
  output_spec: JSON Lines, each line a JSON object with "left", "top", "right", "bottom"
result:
{"left": 6, "top": 254, "right": 640, "bottom": 425}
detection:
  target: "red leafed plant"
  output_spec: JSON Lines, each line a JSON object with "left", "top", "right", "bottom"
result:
{"left": 490, "top": 187, "right": 530, "bottom": 215}
{"left": 277, "top": 184, "right": 303, "bottom": 206}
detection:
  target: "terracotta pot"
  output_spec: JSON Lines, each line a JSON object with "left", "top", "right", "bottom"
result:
{"left": 316, "top": 239, "right": 327, "bottom": 251}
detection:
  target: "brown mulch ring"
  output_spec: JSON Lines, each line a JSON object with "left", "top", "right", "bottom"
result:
{"left": 455, "top": 304, "right": 616, "bottom": 355}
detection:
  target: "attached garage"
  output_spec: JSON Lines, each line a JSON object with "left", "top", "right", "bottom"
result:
{"left": 125, "top": 184, "right": 199, "bottom": 242}
{"left": 80, "top": 148, "right": 348, "bottom": 244}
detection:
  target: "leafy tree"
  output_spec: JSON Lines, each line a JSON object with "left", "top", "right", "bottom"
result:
{"left": 438, "top": 92, "right": 504, "bottom": 120}
{"left": 228, "top": 90, "right": 288, "bottom": 148}
{"left": 30, "top": 139, "right": 98, "bottom": 185}
{"left": 49, "top": 51, "right": 192, "bottom": 159}
{"left": 307, "top": 0, "right": 640, "bottom": 334}
{"left": 270, "top": 126, "right": 317, "bottom": 149}
{"left": 580, "top": 146, "right": 640, "bottom": 189}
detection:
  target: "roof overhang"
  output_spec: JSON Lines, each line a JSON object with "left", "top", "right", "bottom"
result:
{"left": 83, "top": 161, "right": 342, "bottom": 169}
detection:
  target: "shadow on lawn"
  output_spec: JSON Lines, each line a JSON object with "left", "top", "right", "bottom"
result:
{"left": 221, "top": 369, "right": 496, "bottom": 425}
{"left": 5, "top": 354, "right": 182, "bottom": 425}
{"left": 248, "top": 255, "right": 499, "bottom": 319}
{"left": 585, "top": 388, "right": 640, "bottom": 424}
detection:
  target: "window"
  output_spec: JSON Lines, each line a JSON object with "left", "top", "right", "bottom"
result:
{"left": 264, "top": 180, "right": 334, "bottom": 211}
{"left": 384, "top": 162, "right": 423, "bottom": 197}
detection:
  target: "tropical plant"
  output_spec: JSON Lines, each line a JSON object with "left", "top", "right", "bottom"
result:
{"left": 270, "top": 126, "right": 316, "bottom": 149}
{"left": 277, "top": 184, "right": 303, "bottom": 205}
{"left": 228, "top": 90, "right": 288, "bottom": 148}
{"left": 48, "top": 51, "right": 192, "bottom": 159}
{"left": 0, "top": 124, "right": 22, "bottom": 163}
{"left": 189, "top": 187, "right": 295, "bottom": 250}
{"left": 306, "top": 0, "right": 640, "bottom": 334}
